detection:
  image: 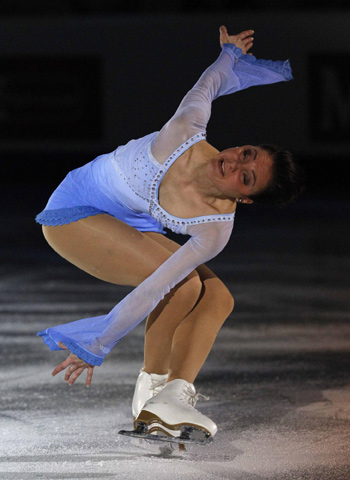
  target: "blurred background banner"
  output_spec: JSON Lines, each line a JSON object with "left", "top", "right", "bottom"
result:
{"left": 0, "top": 8, "right": 349, "bottom": 196}
{"left": 309, "top": 53, "right": 350, "bottom": 143}
{"left": 0, "top": 55, "right": 102, "bottom": 142}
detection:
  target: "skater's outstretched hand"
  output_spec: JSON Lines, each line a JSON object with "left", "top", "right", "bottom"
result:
{"left": 51, "top": 343, "right": 95, "bottom": 387}
{"left": 219, "top": 25, "right": 254, "bottom": 54}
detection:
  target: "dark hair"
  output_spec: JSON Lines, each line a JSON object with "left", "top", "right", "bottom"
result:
{"left": 249, "top": 144, "right": 305, "bottom": 206}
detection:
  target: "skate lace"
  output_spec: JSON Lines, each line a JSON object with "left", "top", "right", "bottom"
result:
{"left": 150, "top": 377, "right": 168, "bottom": 396}
{"left": 183, "top": 386, "right": 210, "bottom": 407}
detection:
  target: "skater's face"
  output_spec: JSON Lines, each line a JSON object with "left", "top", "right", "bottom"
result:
{"left": 209, "top": 146, "right": 273, "bottom": 203}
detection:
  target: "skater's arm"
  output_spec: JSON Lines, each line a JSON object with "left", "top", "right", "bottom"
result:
{"left": 151, "top": 26, "right": 292, "bottom": 163}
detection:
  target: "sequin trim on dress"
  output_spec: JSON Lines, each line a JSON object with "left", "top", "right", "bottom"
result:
{"left": 148, "top": 132, "right": 235, "bottom": 233}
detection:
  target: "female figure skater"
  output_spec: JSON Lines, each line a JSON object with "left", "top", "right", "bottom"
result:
{"left": 36, "top": 26, "right": 303, "bottom": 441}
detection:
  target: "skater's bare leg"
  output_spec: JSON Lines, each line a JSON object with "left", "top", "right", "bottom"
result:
{"left": 43, "top": 215, "right": 178, "bottom": 286}
{"left": 142, "top": 233, "right": 234, "bottom": 384}
{"left": 167, "top": 264, "right": 234, "bottom": 383}
{"left": 141, "top": 274, "right": 202, "bottom": 376}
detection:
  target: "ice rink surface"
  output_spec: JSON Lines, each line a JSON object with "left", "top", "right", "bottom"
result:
{"left": 0, "top": 199, "right": 349, "bottom": 480}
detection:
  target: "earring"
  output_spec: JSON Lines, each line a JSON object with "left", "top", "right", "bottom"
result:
{"left": 237, "top": 198, "right": 242, "bottom": 203}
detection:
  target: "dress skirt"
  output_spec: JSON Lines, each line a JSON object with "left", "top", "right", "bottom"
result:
{"left": 35, "top": 153, "right": 166, "bottom": 234}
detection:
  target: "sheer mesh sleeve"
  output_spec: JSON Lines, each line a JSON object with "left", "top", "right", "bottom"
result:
{"left": 38, "top": 220, "right": 233, "bottom": 365}
{"left": 151, "top": 43, "right": 293, "bottom": 163}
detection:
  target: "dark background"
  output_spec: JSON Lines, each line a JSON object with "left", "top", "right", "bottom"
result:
{"left": 0, "top": 1, "right": 349, "bottom": 260}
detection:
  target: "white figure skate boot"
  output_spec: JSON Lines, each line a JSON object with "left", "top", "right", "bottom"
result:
{"left": 132, "top": 370, "right": 168, "bottom": 419}
{"left": 135, "top": 379, "right": 217, "bottom": 441}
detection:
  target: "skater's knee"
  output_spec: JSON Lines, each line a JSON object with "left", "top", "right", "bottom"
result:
{"left": 176, "top": 272, "right": 203, "bottom": 306}
{"left": 205, "top": 278, "right": 234, "bottom": 318}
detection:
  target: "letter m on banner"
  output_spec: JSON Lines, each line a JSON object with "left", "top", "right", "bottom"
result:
{"left": 309, "top": 54, "right": 350, "bottom": 142}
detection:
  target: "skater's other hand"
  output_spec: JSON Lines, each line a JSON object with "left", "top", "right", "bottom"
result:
{"left": 219, "top": 25, "right": 254, "bottom": 54}
{"left": 51, "top": 342, "right": 95, "bottom": 387}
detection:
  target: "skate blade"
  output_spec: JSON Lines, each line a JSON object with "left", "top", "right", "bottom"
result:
{"left": 118, "top": 426, "right": 213, "bottom": 446}
{"left": 119, "top": 428, "right": 181, "bottom": 455}
{"left": 129, "top": 435, "right": 178, "bottom": 456}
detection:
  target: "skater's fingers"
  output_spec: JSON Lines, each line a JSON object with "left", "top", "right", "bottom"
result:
{"left": 219, "top": 25, "right": 229, "bottom": 47}
{"left": 52, "top": 364, "right": 64, "bottom": 377}
{"left": 52, "top": 355, "right": 74, "bottom": 377}
{"left": 85, "top": 366, "right": 94, "bottom": 387}
{"left": 52, "top": 350, "right": 92, "bottom": 381}
{"left": 63, "top": 357, "right": 91, "bottom": 381}
{"left": 234, "top": 35, "right": 254, "bottom": 55}
{"left": 243, "top": 36, "right": 254, "bottom": 46}
{"left": 68, "top": 366, "right": 85, "bottom": 386}
{"left": 64, "top": 363, "right": 80, "bottom": 382}
{"left": 237, "top": 29, "right": 254, "bottom": 41}
{"left": 244, "top": 39, "right": 254, "bottom": 54}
